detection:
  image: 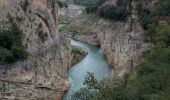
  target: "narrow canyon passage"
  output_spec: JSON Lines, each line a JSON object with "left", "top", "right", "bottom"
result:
{"left": 63, "top": 39, "right": 112, "bottom": 100}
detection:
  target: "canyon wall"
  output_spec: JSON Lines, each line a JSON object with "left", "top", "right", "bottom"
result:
{"left": 94, "top": 19, "right": 150, "bottom": 76}
{"left": 73, "top": 0, "right": 154, "bottom": 77}
{"left": 0, "top": 0, "right": 71, "bottom": 99}
{"left": 95, "top": 0, "right": 156, "bottom": 76}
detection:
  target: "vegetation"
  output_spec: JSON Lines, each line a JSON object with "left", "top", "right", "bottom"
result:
{"left": 73, "top": 0, "right": 105, "bottom": 13}
{"left": 58, "top": 15, "right": 70, "bottom": 33}
{"left": 71, "top": 45, "right": 85, "bottom": 54}
{"left": 138, "top": 0, "right": 170, "bottom": 43}
{"left": 71, "top": 0, "right": 170, "bottom": 99}
{"left": 68, "top": 15, "right": 98, "bottom": 35}
{"left": 71, "top": 45, "right": 87, "bottom": 66}
{"left": 58, "top": 0, "right": 69, "bottom": 7}
{"left": 0, "top": 23, "right": 27, "bottom": 64}
{"left": 98, "top": 0, "right": 131, "bottom": 21}
{"left": 59, "top": 14, "right": 98, "bottom": 36}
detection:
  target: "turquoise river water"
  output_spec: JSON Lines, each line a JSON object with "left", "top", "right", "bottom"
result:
{"left": 63, "top": 39, "right": 112, "bottom": 100}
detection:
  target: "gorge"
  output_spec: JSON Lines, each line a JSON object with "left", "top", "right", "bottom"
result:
{"left": 0, "top": 0, "right": 170, "bottom": 100}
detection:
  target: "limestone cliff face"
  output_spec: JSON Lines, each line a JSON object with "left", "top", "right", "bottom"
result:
{"left": 0, "top": 0, "right": 71, "bottom": 99}
{"left": 96, "top": 0, "right": 156, "bottom": 76}
{"left": 93, "top": 19, "right": 150, "bottom": 77}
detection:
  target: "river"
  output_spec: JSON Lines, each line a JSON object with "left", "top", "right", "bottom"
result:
{"left": 63, "top": 39, "right": 112, "bottom": 100}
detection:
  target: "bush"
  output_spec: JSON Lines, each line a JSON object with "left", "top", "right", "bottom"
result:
{"left": 0, "top": 25, "right": 27, "bottom": 64}
{"left": 98, "top": 0, "right": 131, "bottom": 21}
{"left": 12, "top": 45, "right": 27, "bottom": 60}
{"left": 0, "top": 47, "right": 14, "bottom": 64}
{"left": 154, "top": 22, "right": 170, "bottom": 46}
{"left": 73, "top": 0, "right": 105, "bottom": 13}
{"left": 99, "top": 5, "right": 130, "bottom": 21}
{"left": 71, "top": 88, "right": 97, "bottom": 100}
{"left": 58, "top": 0, "right": 69, "bottom": 7}
{"left": 0, "top": 31, "right": 13, "bottom": 49}
{"left": 127, "top": 44, "right": 170, "bottom": 100}
{"left": 138, "top": 0, "right": 170, "bottom": 42}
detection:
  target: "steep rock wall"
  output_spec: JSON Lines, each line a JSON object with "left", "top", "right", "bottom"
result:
{"left": 95, "top": 0, "right": 153, "bottom": 76}
{"left": 93, "top": 19, "right": 150, "bottom": 76}
{"left": 0, "top": 0, "right": 71, "bottom": 99}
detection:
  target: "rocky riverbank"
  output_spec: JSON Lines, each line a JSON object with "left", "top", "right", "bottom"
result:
{"left": 71, "top": 45, "right": 87, "bottom": 66}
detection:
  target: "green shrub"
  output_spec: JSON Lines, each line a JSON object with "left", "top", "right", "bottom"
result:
{"left": 71, "top": 88, "right": 97, "bottom": 100}
{"left": 12, "top": 45, "right": 27, "bottom": 60}
{"left": 99, "top": 5, "right": 130, "bottom": 21}
{"left": 58, "top": 0, "right": 69, "bottom": 7}
{"left": 98, "top": 0, "right": 131, "bottom": 21}
{"left": 138, "top": 0, "right": 170, "bottom": 42}
{"left": 154, "top": 22, "right": 170, "bottom": 46}
{"left": 0, "top": 47, "right": 14, "bottom": 64}
{"left": 0, "top": 25, "right": 27, "bottom": 64}
{"left": 0, "top": 31, "right": 13, "bottom": 50}
{"left": 73, "top": 0, "right": 105, "bottom": 13}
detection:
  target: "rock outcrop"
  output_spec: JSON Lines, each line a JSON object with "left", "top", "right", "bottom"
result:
{"left": 0, "top": 0, "right": 71, "bottom": 99}
{"left": 71, "top": 46, "right": 87, "bottom": 66}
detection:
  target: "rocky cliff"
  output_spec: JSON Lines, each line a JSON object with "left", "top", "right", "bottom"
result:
{"left": 0, "top": 0, "right": 71, "bottom": 99}
{"left": 94, "top": 19, "right": 150, "bottom": 77}
{"left": 94, "top": 0, "right": 152, "bottom": 76}
{"left": 71, "top": 0, "right": 153, "bottom": 77}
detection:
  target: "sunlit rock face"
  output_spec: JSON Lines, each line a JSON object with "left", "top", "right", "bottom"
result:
{"left": 94, "top": 19, "right": 150, "bottom": 77}
{"left": 0, "top": 0, "right": 71, "bottom": 99}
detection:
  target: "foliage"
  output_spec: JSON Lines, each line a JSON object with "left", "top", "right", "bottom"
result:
{"left": 59, "top": 15, "right": 98, "bottom": 35}
{"left": 126, "top": 44, "right": 170, "bottom": 100}
{"left": 73, "top": 0, "right": 105, "bottom": 13}
{"left": 83, "top": 72, "right": 100, "bottom": 89}
{"left": 67, "top": 15, "right": 98, "bottom": 35}
{"left": 99, "top": 5, "right": 130, "bottom": 21}
{"left": 58, "top": 0, "right": 69, "bottom": 7}
{"left": 71, "top": 88, "right": 97, "bottom": 100}
{"left": 71, "top": 45, "right": 85, "bottom": 54}
{"left": 0, "top": 23, "right": 27, "bottom": 64}
{"left": 59, "top": 15, "right": 69, "bottom": 25}
{"left": 154, "top": 22, "right": 170, "bottom": 46}
{"left": 0, "top": 47, "right": 13, "bottom": 64}
{"left": 98, "top": 0, "right": 131, "bottom": 21}
{"left": 138, "top": 0, "right": 170, "bottom": 43}
{"left": 71, "top": 72, "right": 128, "bottom": 100}
{"left": 156, "top": 0, "right": 170, "bottom": 16}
